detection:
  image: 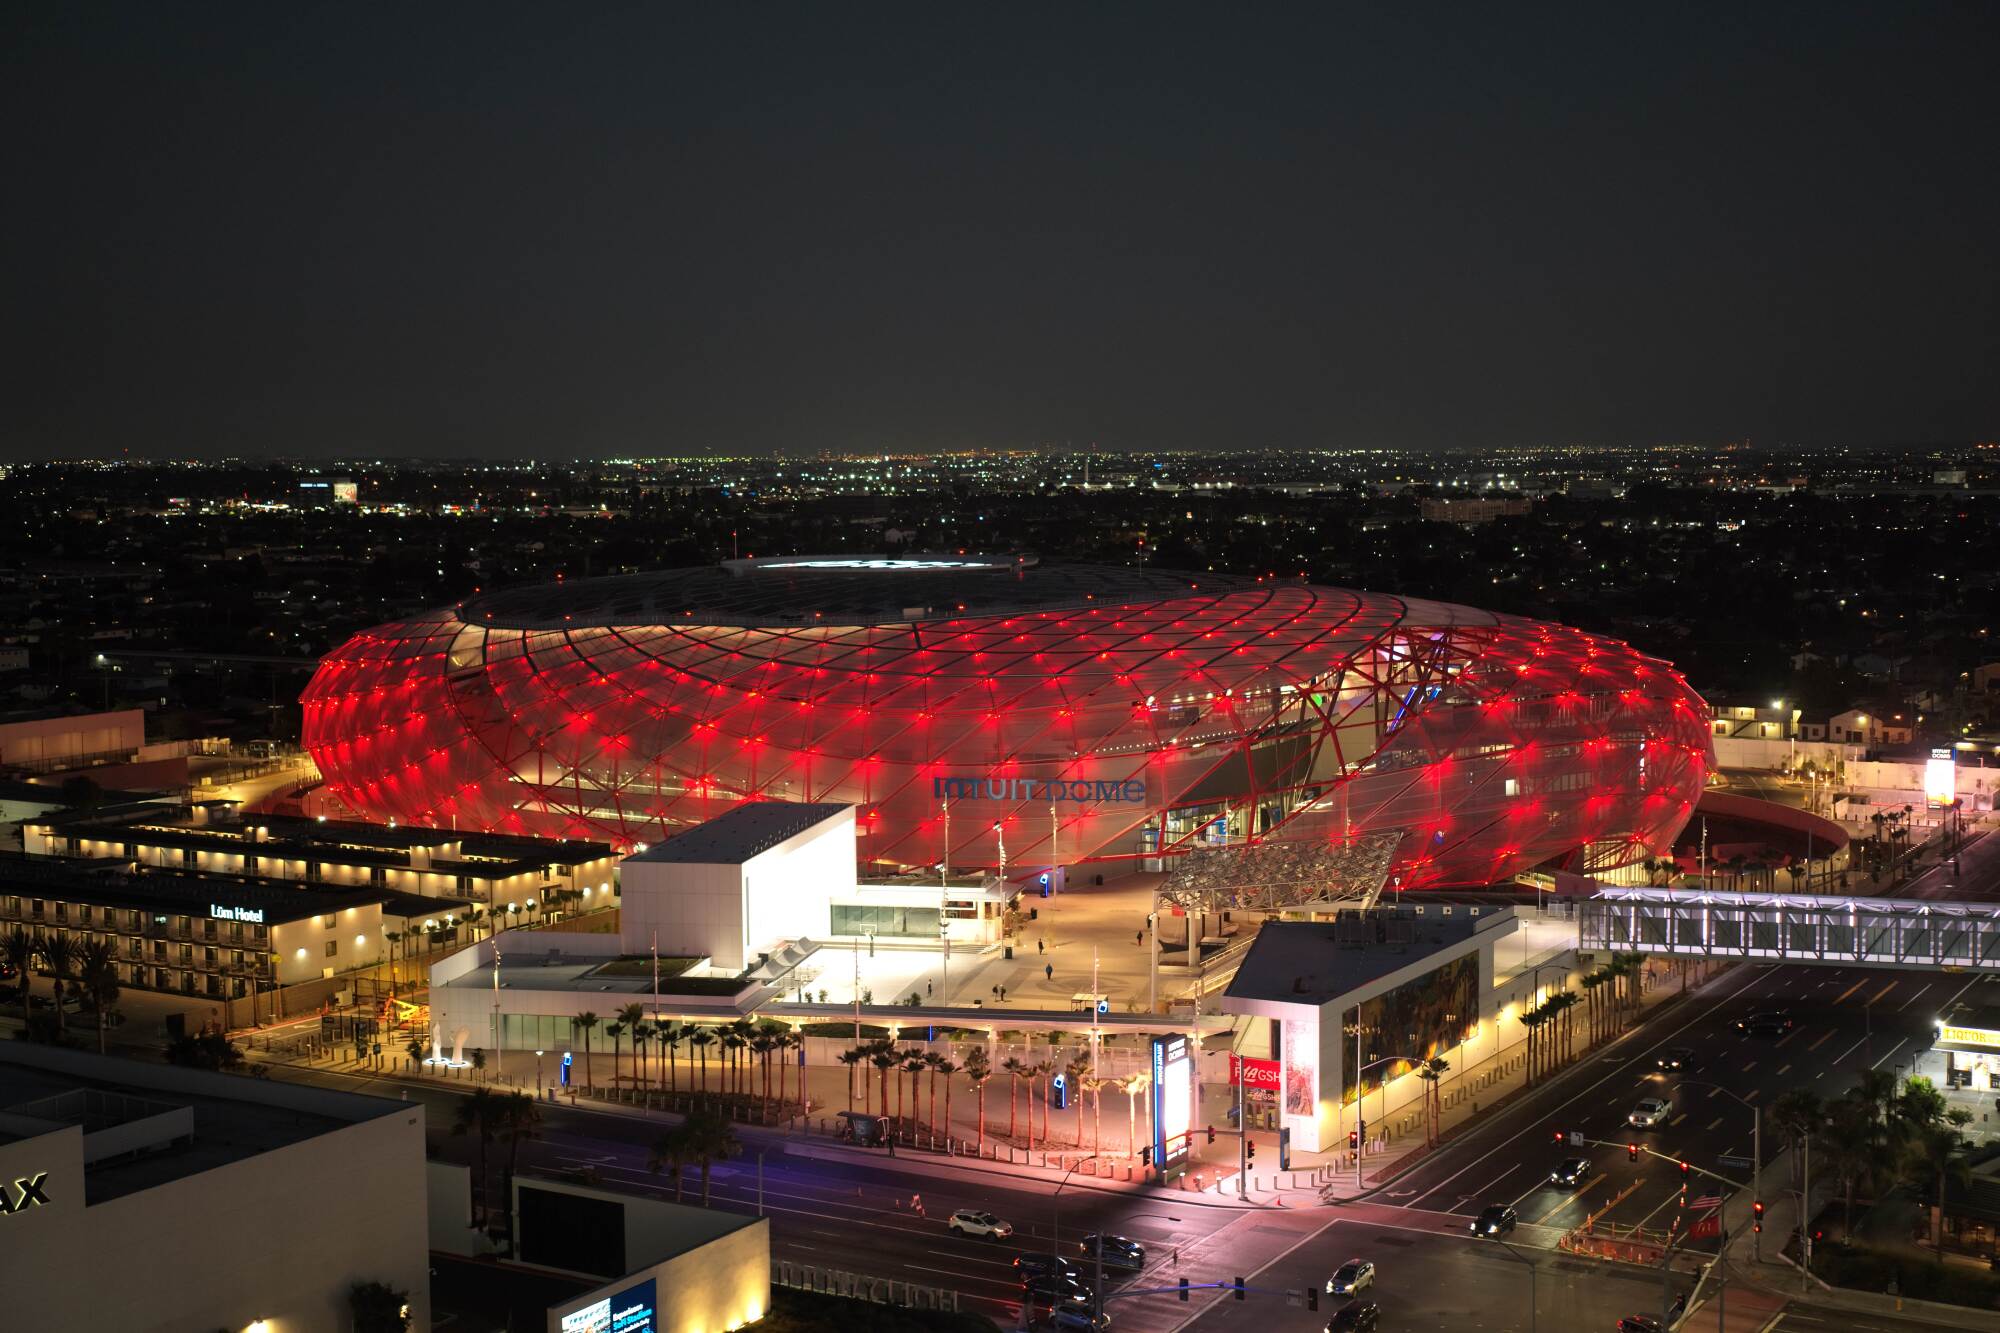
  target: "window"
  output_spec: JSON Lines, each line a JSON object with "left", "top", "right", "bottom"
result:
{"left": 830, "top": 904, "right": 942, "bottom": 938}
{"left": 325, "top": 939, "right": 339, "bottom": 958}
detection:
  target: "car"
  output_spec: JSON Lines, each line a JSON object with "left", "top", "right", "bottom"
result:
{"left": 1326, "top": 1259, "right": 1376, "bottom": 1295}
{"left": 1016, "top": 1253, "right": 1083, "bottom": 1283}
{"left": 1470, "top": 1205, "right": 1518, "bottom": 1236}
{"left": 1079, "top": 1234, "right": 1145, "bottom": 1272}
{"left": 1618, "top": 1317, "right": 1663, "bottom": 1333}
{"left": 1022, "top": 1274, "right": 1093, "bottom": 1309}
{"left": 1736, "top": 1011, "right": 1794, "bottom": 1037}
{"left": 949, "top": 1209, "right": 1014, "bottom": 1239}
{"left": 1627, "top": 1097, "right": 1672, "bottom": 1128}
{"left": 1041, "top": 1312, "right": 1111, "bottom": 1332}
{"left": 1549, "top": 1156, "right": 1591, "bottom": 1186}
{"left": 1325, "top": 1300, "right": 1380, "bottom": 1333}
{"left": 1655, "top": 1047, "right": 1693, "bottom": 1072}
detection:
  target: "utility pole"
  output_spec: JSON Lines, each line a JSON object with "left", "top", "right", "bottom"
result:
{"left": 1236, "top": 1067, "right": 1247, "bottom": 1198}
{"left": 1752, "top": 1106, "right": 1763, "bottom": 1262}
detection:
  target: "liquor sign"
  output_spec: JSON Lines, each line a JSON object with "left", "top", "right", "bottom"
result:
{"left": 1228, "top": 1054, "right": 1281, "bottom": 1091}
{"left": 1937, "top": 1023, "right": 2000, "bottom": 1051}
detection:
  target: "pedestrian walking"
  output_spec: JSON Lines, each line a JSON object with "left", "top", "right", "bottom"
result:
{"left": 1038, "top": 938, "right": 1045, "bottom": 955}
{"left": 1136, "top": 930, "right": 1144, "bottom": 945}
{"left": 926, "top": 981, "right": 933, "bottom": 998}
{"left": 1045, "top": 963, "right": 1054, "bottom": 982}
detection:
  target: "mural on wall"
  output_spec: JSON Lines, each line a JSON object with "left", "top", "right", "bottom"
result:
{"left": 1339, "top": 952, "right": 1478, "bottom": 1102}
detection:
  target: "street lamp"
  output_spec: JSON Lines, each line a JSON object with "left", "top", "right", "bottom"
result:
{"left": 535, "top": 1049, "right": 545, "bottom": 1098}
{"left": 1682, "top": 1079, "right": 1762, "bottom": 1261}
{"left": 1350, "top": 1047, "right": 1426, "bottom": 1192}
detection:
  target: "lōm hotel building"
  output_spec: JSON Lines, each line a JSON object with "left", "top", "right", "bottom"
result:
{"left": 303, "top": 556, "right": 1711, "bottom": 889}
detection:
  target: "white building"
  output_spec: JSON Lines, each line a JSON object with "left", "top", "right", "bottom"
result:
{"left": 0, "top": 1042, "right": 430, "bottom": 1332}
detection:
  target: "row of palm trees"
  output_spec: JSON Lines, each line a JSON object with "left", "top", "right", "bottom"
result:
{"left": 3, "top": 927, "right": 123, "bottom": 1051}
{"left": 559, "top": 1009, "right": 809, "bottom": 1122}
{"left": 1770, "top": 1072, "right": 1974, "bottom": 1253}
{"left": 647, "top": 1107, "right": 741, "bottom": 1205}
{"left": 1517, "top": 953, "right": 1652, "bottom": 1086}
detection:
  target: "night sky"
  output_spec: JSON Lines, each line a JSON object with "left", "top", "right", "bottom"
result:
{"left": 4, "top": 3, "right": 1995, "bottom": 460}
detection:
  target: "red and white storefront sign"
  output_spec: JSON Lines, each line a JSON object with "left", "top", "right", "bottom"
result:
{"left": 1228, "top": 1055, "right": 1281, "bottom": 1091}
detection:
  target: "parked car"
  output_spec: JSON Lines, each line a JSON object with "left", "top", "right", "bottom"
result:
{"left": 949, "top": 1209, "right": 1014, "bottom": 1239}
{"left": 1016, "top": 1253, "right": 1082, "bottom": 1283}
{"left": 1325, "top": 1300, "right": 1380, "bottom": 1332}
{"left": 1042, "top": 1312, "right": 1111, "bottom": 1332}
{"left": 1655, "top": 1047, "right": 1693, "bottom": 1072}
{"left": 1618, "top": 1316, "right": 1663, "bottom": 1333}
{"left": 1549, "top": 1157, "right": 1591, "bottom": 1186}
{"left": 1079, "top": 1234, "right": 1146, "bottom": 1271}
{"left": 1326, "top": 1259, "right": 1376, "bottom": 1295}
{"left": 1735, "top": 1011, "right": 1794, "bottom": 1037}
{"left": 1627, "top": 1097, "right": 1672, "bottom": 1129}
{"left": 1470, "top": 1205, "right": 1518, "bottom": 1236}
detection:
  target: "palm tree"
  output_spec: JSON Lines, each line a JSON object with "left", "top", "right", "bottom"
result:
{"left": 383, "top": 929, "right": 403, "bottom": 989}
{"left": 37, "top": 932, "right": 78, "bottom": 1037}
{"left": 495, "top": 1090, "right": 542, "bottom": 1245}
{"left": 1903, "top": 1123, "right": 1971, "bottom": 1252}
{"left": 679, "top": 1107, "right": 741, "bottom": 1205}
{"left": 964, "top": 1048, "right": 992, "bottom": 1154}
{"left": 632, "top": 1021, "right": 653, "bottom": 1097}
{"left": 866, "top": 1042, "right": 897, "bottom": 1126}
{"left": 689, "top": 1028, "right": 717, "bottom": 1099}
{"left": 1416, "top": 1056, "right": 1449, "bottom": 1145}
{"left": 935, "top": 1056, "right": 959, "bottom": 1151}
{"left": 604, "top": 1022, "right": 626, "bottom": 1093}
{"left": 1032, "top": 1060, "right": 1053, "bottom": 1150}
{"left": 838, "top": 1046, "right": 866, "bottom": 1111}
{"left": 1821, "top": 1093, "right": 1877, "bottom": 1233}
{"left": 3, "top": 927, "right": 35, "bottom": 1024}
{"left": 452, "top": 1086, "right": 504, "bottom": 1224}
{"left": 1121, "top": 1072, "right": 1150, "bottom": 1158}
{"left": 76, "top": 938, "right": 120, "bottom": 1054}
{"left": 750, "top": 1030, "right": 778, "bottom": 1121}
{"left": 571, "top": 1011, "right": 599, "bottom": 1089}
{"left": 648, "top": 1124, "right": 690, "bottom": 1202}
{"left": 901, "top": 1052, "right": 927, "bottom": 1135}
{"left": 1520, "top": 1008, "right": 1546, "bottom": 1085}
{"left": 1064, "top": 1054, "right": 1092, "bottom": 1148}
{"left": 1001, "top": 1056, "right": 1027, "bottom": 1140}
{"left": 617, "top": 1003, "right": 646, "bottom": 1089}
{"left": 659, "top": 1022, "right": 681, "bottom": 1095}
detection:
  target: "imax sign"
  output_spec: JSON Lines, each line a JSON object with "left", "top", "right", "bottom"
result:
{"left": 932, "top": 775, "right": 1147, "bottom": 804}
{"left": 0, "top": 1172, "right": 50, "bottom": 1218}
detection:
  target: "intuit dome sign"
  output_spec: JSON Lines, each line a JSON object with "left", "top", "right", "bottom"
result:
{"left": 304, "top": 555, "right": 1712, "bottom": 887}
{"left": 932, "top": 775, "right": 1149, "bottom": 804}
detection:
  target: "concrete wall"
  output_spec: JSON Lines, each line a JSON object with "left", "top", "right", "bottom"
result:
{"left": 536, "top": 1185, "right": 771, "bottom": 1333}
{"left": 0, "top": 1048, "right": 430, "bottom": 1333}
{"left": 0, "top": 709, "right": 144, "bottom": 767}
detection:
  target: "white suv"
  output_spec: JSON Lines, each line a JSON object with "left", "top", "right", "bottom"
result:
{"left": 1627, "top": 1097, "right": 1672, "bottom": 1129}
{"left": 949, "top": 1209, "right": 1014, "bottom": 1239}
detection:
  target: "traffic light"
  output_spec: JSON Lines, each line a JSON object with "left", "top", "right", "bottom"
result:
{"left": 1628, "top": 1143, "right": 1639, "bottom": 1162}
{"left": 1753, "top": 1200, "right": 1765, "bottom": 1233}
{"left": 1233, "top": 1277, "right": 1246, "bottom": 1301}
{"left": 1178, "top": 1277, "right": 1190, "bottom": 1303}
{"left": 1553, "top": 1128, "right": 1567, "bottom": 1144}
{"left": 1207, "top": 1125, "right": 1217, "bottom": 1146}
{"left": 1140, "top": 1145, "right": 1153, "bottom": 1167}
{"left": 1246, "top": 1140, "right": 1257, "bottom": 1163}
{"left": 1307, "top": 1288, "right": 1320, "bottom": 1311}
{"left": 1349, "top": 1129, "right": 1360, "bottom": 1150}
{"left": 1679, "top": 1160, "right": 1690, "bottom": 1178}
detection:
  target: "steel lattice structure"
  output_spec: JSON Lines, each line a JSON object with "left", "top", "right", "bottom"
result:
{"left": 1581, "top": 887, "right": 2000, "bottom": 971}
{"left": 301, "top": 556, "right": 1712, "bottom": 886}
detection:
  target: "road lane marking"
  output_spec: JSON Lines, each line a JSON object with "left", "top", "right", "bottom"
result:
{"left": 1705, "top": 1117, "right": 1725, "bottom": 1131}
{"left": 1828, "top": 1036, "right": 1867, "bottom": 1065}
{"left": 1806, "top": 1030, "right": 1834, "bottom": 1051}
{"left": 1869, "top": 1038, "right": 1909, "bottom": 1070}
{"left": 1896, "top": 982, "right": 1933, "bottom": 1011}
{"left": 1531, "top": 1173, "right": 1605, "bottom": 1225}
{"left": 1741, "top": 1061, "right": 1758, "bottom": 1074}
{"left": 1670, "top": 1113, "right": 1688, "bottom": 1126}
{"left": 905, "top": 1265, "right": 1026, "bottom": 1290}
{"left": 1868, "top": 981, "right": 1898, "bottom": 1005}
{"left": 1776, "top": 1064, "right": 1792, "bottom": 1077}
{"left": 1831, "top": 980, "right": 1866, "bottom": 1004}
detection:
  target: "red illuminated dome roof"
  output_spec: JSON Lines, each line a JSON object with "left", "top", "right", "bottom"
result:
{"left": 301, "top": 556, "right": 1712, "bottom": 888}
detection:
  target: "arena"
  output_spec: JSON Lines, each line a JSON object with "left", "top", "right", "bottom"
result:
{"left": 301, "top": 556, "right": 1712, "bottom": 889}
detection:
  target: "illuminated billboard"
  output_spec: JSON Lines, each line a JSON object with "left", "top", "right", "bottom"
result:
{"left": 1152, "top": 1034, "right": 1192, "bottom": 1170}
{"left": 1926, "top": 748, "right": 1956, "bottom": 807}
{"left": 559, "top": 1278, "right": 657, "bottom": 1333}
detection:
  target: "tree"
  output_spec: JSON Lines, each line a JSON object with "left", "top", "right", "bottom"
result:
{"left": 452, "top": 1086, "right": 504, "bottom": 1224}
{"left": 3, "top": 927, "right": 35, "bottom": 1024}
{"left": 1821, "top": 1094, "right": 1877, "bottom": 1233}
{"left": 751, "top": 1030, "right": 779, "bottom": 1121}
{"left": 1416, "top": 1057, "right": 1449, "bottom": 1145}
{"left": 1120, "top": 1072, "right": 1150, "bottom": 1158}
{"left": 1064, "top": 1054, "right": 1092, "bottom": 1148}
{"left": 617, "top": 1002, "right": 647, "bottom": 1089}
{"left": 36, "top": 932, "right": 78, "bottom": 1037}
{"left": 604, "top": 1022, "right": 627, "bottom": 1094}
{"left": 571, "top": 1011, "right": 599, "bottom": 1089}
{"left": 1000, "top": 1056, "right": 1027, "bottom": 1142}
{"left": 1902, "top": 1123, "right": 1971, "bottom": 1253}
{"left": 1770, "top": 1089, "right": 1825, "bottom": 1195}
{"left": 648, "top": 1124, "right": 690, "bottom": 1203}
{"left": 348, "top": 1280, "right": 411, "bottom": 1333}
{"left": 75, "top": 938, "right": 120, "bottom": 1054}
{"left": 689, "top": 1027, "right": 717, "bottom": 1099}
{"left": 838, "top": 1045, "right": 866, "bottom": 1111}
{"left": 964, "top": 1048, "right": 993, "bottom": 1153}
{"left": 494, "top": 1090, "right": 542, "bottom": 1247}
{"left": 721, "top": 1029, "right": 749, "bottom": 1101}
{"left": 383, "top": 929, "right": 403, "bottom": 989}
{"left": 935, "top": 1055, "right": 959, "bottom": 1151}
{"left": 679, "top": 1107, "right": 741, "bottom": 1205}
{"left": 1032, "top": 1060, "right": 1054, "bottom": 1149}
{"left": 632, "top": 1021, "right": 653, "bottom": 1096}
{"left": 900, "top": 1051, "right": 926, "bottom": 1132}
{"left": 660, "top": 1022, "right": 681, "bottom": 1094}
{"left": 869, "top": 1043, "right": 899, "bottom": 1127}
